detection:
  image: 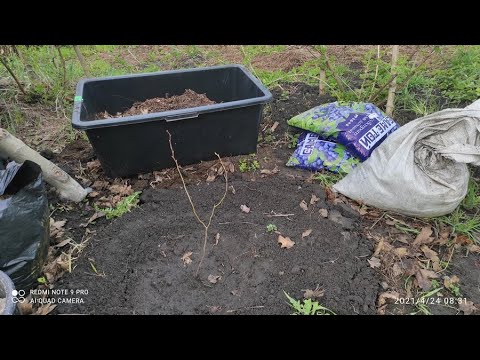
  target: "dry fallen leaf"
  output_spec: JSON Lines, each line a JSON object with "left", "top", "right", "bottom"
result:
{"left": 208, "top": 275, "right": 221, "bottom": 284}
{"left": 299, "top": 200, "right": 308, "bottom": 211}
{"left": 396, "top": 234, "right": 410, "bottom": 244}
{"left": 92, "top": 180, "right": 109, "bottom": 190}
{"left": 368, "top": 257, "right": 381, "bottom": 268}
{"left": 377, "top": 291, "right": 400, "bottom": 315}
{"left": 181, "top": 251, "right": 193, "bottom": 266}
{"left": 260, "top": 167, "right": 279, "bottom": 176}
{"left": 54, "top": 238, "right": 73, "bottom": 248}
{"left": 214, "top": 233, "right": 220, "bottom": 246}
{"left": 413, "top": 226, "right": 433, "bottom": 247}
{"left": 17, "top": 300, "right": 33, "bottom": 315}
{"left": 270, "top": 121, "right": 279, "bottom": 132}
{"left": 325, "top": 187, "right": 336, "bottom": 202}
{"left": 416, "top": 268, "right": 439, "bottom": 291}
{"left": 455, "top": 235, "right": 472, "bottom": 246}
{"left": 318, "top": 208, "right": 328, "bottom": 218}
{"left": 459, "top": 300, "right": 477, "bottom": 315}
{"left": 443, "top": 275, "right": 460, "bottom": 289}
{"left": 109, "top": 184, "right": 133, "bottom": 196}
{"left": 392, "top": 263, "right": 403, "bottom": 277}
{"left": 80, "top": 211, "right": 105, "bottom": 227}
{"left": 373, "top": 238, "right": 385, "bottom": 257}
{"left": 302, "top": 229, "right": 312, "bottom": 238}
{"left": 393, "top": 247, "right": 409, "bottom": 258}
{"left": 303, "top": 287, "right": 324, "bottom": 299}
{"left": 278, "top": 235, "right": 295, "bottom": 249}
{"left": 310, "top": 194, "right": 320, "bottom": 205}
{"left": 50, "top": 219, "right": 67, "bottom": 238}
{"left": 33, "top": 303, "right": 57, "bottom": 316}
{"left": 385, "top": 219, "right": 396, "bottom": 226}
{"left": 468, "top": 244, "right": 480, "bottom": 253}
{"left": 87, "top": 191, "right": 100, "bottom": 198}
{"left": 240, "top": 204, "right": 250, "bottom": 213}
{"left": 421, "top": 245, "right": 439, "bottom": 262}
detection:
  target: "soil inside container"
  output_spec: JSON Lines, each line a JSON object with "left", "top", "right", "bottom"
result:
{"left": 95, "top": 89, "right": 217, "bottom": 120}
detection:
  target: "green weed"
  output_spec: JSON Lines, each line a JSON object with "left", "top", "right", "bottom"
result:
{"left": 284, "top": 291, "right": 336, "bottom": 315}
{"left": 95, "top": 192, "right": 141, "bottom": 220}
{"left": 437, "top": 208, "right": 480, "bottom": 244}
{"left": 312, "top": 172, "right": 343, "bottom": 188}
{"left": 266, "top": 224, "right": 277, "bottom": 233}
{"left": 238, "top": 156, "right": 260, "bottom": 173}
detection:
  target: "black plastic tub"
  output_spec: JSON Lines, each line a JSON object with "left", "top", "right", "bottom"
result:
{"left": 72, "top": 65, "right": 272, "bottom": 178}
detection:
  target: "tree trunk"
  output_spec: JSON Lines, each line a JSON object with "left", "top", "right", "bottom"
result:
{"left": 0, "top": 128, "right": 88, "bottom": 202}
{"left": 74, "top": 46, "right": 90, "bottom": 77}
{"left": 386, "top": 45, "right": 399, "bottom": 117}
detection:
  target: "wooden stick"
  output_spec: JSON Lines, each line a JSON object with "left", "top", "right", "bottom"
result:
{"left": 74, "top": 46, "right": 91, "bottom": 77}
{"left": 319, "top": 70, "right": 326, "bottom": 95}
{"left": 386, "top": 45, "right": 399, "bottom": 116}
{"left": 0, "top": 128, "right": 88, "bottom": 202}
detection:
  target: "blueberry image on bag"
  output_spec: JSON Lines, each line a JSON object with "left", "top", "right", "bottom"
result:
{"left": 287, "top": 102, "right": 399, "bottom": 160}
{"left": 286, "top": 132, "right": 360, "bottom": 174}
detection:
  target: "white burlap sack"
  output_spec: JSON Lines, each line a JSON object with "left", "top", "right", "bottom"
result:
{"left": 333, "top": 100, "right": 480, "bottom": 217}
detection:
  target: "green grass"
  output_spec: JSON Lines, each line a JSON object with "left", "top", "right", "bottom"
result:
{"left": 437, "top": 208, "right": 480, "bottom": 244}
{"left": 95, "top": 192, "right": 141, "bottom": 220}
{"left": 284, "top": 291, "right": 336, "bottom": 315}
{"left": 313, "top": 172, "right": 344, "bottom": 188}
{"left": 463, "top": 179, "right": 480, "bottom": 210}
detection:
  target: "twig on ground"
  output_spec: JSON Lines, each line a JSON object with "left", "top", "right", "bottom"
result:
{"left": 167, "top": 130, "right": 228, "bottom": 277}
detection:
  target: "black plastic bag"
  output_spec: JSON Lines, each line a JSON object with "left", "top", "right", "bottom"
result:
{"left": 0, "top": 160, "right": 49, "bottom": 290}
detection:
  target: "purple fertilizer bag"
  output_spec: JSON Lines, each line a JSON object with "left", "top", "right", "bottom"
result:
{"left": 286, "top": 132, "right": 360, "bottom": 174}
{"left": 287, "top": 102, "right": 399, "bottom": 160}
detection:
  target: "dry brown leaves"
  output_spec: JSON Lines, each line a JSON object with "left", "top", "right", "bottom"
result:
{"left": 182, "top": 251, "right": 193, "bottom": 266}
{"left": 240, "top": 204, "right": 251, "bottom": 213}
{"left": 302, "top": 229, "right": 312, "bottom": 238}
{"left": 260, "top": 166, "right": 279, "bottom": 177}
{"left": 206, "top": 160, "right": 234, "bottom": 182}
{"left": 207, "top": 275, "right": 221, "bottom": 284}
{"left": 303, "top": 286, "right": 324, "bottom": 299}
{"left": 319, "top": 208, "right": 328, "bottom": 218}
{"left": 278, "top": 235, "right": 295, "bottom": 249}
{"left": 299, "top": 200, "right": 308, "bottom": 211}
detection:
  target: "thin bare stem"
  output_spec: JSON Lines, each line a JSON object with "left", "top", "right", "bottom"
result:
{"left": 368, "top": 45, "right": 381, "bottom": 100}
{"left": 0, "top": 57, "right": 26, "bottom": 95}
{"left": 74, "top": 45, "right": 91, "bottom": 77}
{"left": 167, "top": 130, "right": 228, "bottom": 277}
{"left": 386, "top": 45, "right": 400, "bottom": 116}
{"left": 56, "top": 46, "right": 66, "bottom": 89}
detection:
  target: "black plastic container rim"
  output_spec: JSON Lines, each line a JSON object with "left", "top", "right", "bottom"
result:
{"left": 72, "top": 64, "right": 273, "bottom": 130}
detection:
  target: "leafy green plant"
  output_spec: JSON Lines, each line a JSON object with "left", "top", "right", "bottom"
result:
{"left": 286, "top": 133, "right": 300, "bottom": 149}
{"left": 462, "top": 179, "right": 480, "bottom": 210}
{"left": 266, "top": 224, "right": 277, "bottom": 233}
{"left": 238, "top": 156, "right": 260, "bottom": 173}
{"left": 313, "top": 172, "right": 343, "bottom": 188}
{"left": 284, "top": 291, "right": 336, "bottom": 315}
{"left": 37, "top": 276, "right": 47, "bottom": 284}
{"left": 95, "top": 192, "right": 141, "bottom": 219}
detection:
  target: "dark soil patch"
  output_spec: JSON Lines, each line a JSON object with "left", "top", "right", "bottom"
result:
{"left": 95, "top": 89, "right": 216, "bottom": 120}
{"left": 57, "top": 177, "right": 380, "bottom": 315}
